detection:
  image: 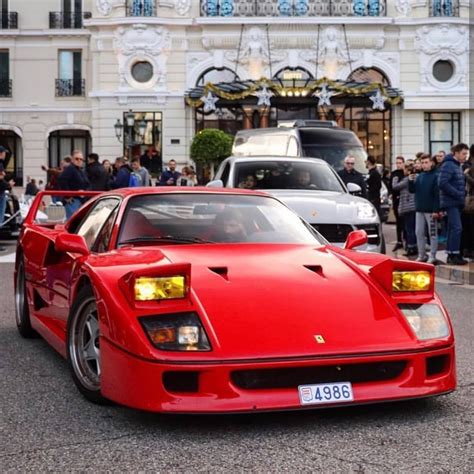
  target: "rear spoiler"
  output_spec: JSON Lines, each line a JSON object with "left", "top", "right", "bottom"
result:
{"left": 23, "top": 191, "right": 102, "bottom": 225}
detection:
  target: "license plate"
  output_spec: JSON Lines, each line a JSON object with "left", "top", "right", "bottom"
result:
{"left": 298, "top": 382, "right": 354, "bottom": 405}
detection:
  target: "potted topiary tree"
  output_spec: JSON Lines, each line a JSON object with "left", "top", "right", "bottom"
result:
{"left": 190, "top": 128, "right": 233, "bottom": 183}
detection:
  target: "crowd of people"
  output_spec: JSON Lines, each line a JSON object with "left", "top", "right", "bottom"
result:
{"left": 338, "top": 143, "right": 474, "bottom": 266}
{"left": 37, "top": 152, "right": 198, "bottom": 218}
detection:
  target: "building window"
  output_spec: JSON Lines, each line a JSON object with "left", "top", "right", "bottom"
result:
{"left": 424, "top": 112, "right": 460, "bottom": 156}
{"left": 1, "top": 0, "right": 18, "bottom": 29}
{"left": 0, "top": 50, "right": 12, "bottom": 97}
{"left": 432, "top": 60, "right": 454, "bottom": 83}
{"left": 56, "top": 50, "right": 84, "bottom": 97}
{"left": 48, "top": 130, "right": 91, "bottom": 168}
{"left": 131, "top": 61, "right": 154, "bottom": 83}
{"left": 430, "top": 0, "right": 459, "bottom": 17}
{"left": 50, "top": 0, "right": 90, "bottom": 28}
{"left": 128, "top": 0, "right": 155, "bottom": 17}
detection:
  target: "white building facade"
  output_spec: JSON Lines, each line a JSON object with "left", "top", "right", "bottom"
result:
{"left": 0, "top": 0, "right": 472, "bottom": 184}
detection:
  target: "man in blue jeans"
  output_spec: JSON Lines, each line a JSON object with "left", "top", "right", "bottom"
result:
{"left": 438, "top": 143, "right": 469, "bottom": 265}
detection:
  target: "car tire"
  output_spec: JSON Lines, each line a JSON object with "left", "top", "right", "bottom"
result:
{"left": 15, "top": 255, "right": 37, "bottom": 338}
{"left": 67, "top": 285, "right": 109, "bottom": 405}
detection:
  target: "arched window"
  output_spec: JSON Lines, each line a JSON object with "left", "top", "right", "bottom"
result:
{"left": 347, "top": 67, "right": 390, "bottom": 86}
{"left": 196, "top": 67, "right": 238, "bottom": 87}
{"left": 273, "top": 67, "right": 314, "bottom": 88}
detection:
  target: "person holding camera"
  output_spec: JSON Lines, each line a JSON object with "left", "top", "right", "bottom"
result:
{"left": 392, "top": 161, "right": 417, "bottom": 257}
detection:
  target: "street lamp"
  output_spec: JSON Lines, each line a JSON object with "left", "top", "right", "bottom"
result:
{"left": 114, "top": 110, "right": 147, "bottom": 158}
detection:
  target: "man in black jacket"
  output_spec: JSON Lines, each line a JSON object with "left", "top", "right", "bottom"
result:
{"left": 365, "top": 155, "right": 382, "bottom": 217}
{"left": 338, "top": 155, "right": 367, "bottom": 198}
{"left": 86, "top": 153, "right": 109, "bottom": 191}
{"left": 390, "top": 156, "right": 405, "bottom": 251}
{"left": 58, "top": 150, "right": 89, "bottom": 219}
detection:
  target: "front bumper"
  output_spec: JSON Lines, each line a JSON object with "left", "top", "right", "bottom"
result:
{"left": 100, "top": 340, "right": 456, "bottom": 413}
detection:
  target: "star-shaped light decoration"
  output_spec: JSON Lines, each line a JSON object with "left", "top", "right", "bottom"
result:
{"left": 254, "top": 86, "right": 273, "bottom": 107}
{"left": 370, "top": 89, "right": 386, "bottom": 111}
{"left": 200, "top": 91, "right": 218, "bottom": 113}
{"left": 314, "top": 83, "right": 333, "bottom": 107}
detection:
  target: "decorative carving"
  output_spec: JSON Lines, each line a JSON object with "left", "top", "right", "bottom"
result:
{"left": 395, "top": 0, "right": 412, "bottom": 17}
{"left": 174, "top": 0, "right": 191, "bottom": 15}
{"left": 414, "top": 24, "right": 468, "bottom": 91}
{"left": 114, "top": 25, "right": 171, "bottom": 91}
{"left": 96, "top": 0, "right": 113, "bottom": 16}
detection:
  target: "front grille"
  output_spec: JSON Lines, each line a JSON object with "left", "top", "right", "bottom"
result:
{"left": 311, "top": 224, "right": 353, "bottom": 243}
{"left": 356, "top": 224, "right": 381, "bottom": 245}
{"left": 231, "top": 361, "right": 407, "bottom": 390}
{"left": 426, "top": 355, "right": 449, "bottom": 377}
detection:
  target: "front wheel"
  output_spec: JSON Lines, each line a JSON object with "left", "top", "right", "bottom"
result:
{"left": 67, "top": 286, "right": 108, "bottom": 404}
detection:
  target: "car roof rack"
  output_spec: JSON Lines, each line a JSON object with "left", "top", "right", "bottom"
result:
{"left": 278, "top": 120, "right": 338, "bottom": 129}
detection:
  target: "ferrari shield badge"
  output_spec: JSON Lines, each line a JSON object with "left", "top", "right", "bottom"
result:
{"left": 314, "top": 335, "right": 325, "bottom": 344}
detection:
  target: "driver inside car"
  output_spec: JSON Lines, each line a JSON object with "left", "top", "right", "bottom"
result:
{"left": 211, "top": 208, "right": 248, "bottom": 242}
{"left": 293, "top": 170, "right": 316, "bottom": 189}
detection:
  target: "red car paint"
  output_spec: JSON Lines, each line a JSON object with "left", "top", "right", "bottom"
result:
{"left": 15, "top": 189, "right": 456, "bottom": 413}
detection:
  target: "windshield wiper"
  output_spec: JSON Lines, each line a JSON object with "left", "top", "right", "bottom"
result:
{"left": 119, "top": 235, "right": 215, "bottom": 245}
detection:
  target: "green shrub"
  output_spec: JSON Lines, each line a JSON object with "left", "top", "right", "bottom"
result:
{"left": 190, "top": 128, "right": 233, "bottom": 166}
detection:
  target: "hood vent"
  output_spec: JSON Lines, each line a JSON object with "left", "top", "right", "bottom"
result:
{"left": 209, "top": 266, "right": 229, "bottom": 281}
{"left": 304, "top": 265, "right": 324, "bottom": 277}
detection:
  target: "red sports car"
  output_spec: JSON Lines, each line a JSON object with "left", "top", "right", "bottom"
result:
{"left": 14, "top": 188, "right": 456, "bottom": 413}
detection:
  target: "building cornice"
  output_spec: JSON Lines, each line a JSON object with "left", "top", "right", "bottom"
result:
{"left": 0, "top": 29, "right": 91, "bottom": 37}
{"left": 84, "top": 17, "right": 193, "bottom": 28}
{"left": 0, "top": 107, "right": 92, "bottom": 112}
{"left": 195, "top": 17, "right": 394, "bottom": 26}
{"left": 403, "top": 93, "right": 471, "bottom": 110}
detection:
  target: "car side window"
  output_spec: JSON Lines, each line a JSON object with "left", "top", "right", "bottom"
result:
{"left": 93, "top": 204, "right": 120, "bottom": 253}
{"left": 220, "top": 162, "right": 230, "bottom": 186}
{"left": 75, "top": 198, "right": 120, "bottom": 250}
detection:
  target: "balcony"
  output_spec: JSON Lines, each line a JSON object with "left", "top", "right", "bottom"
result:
{"left": 55, "top": 79, "right": 85, "bottom": 97}
{"left": 0, "top": 12, "right": 18, "bottom": 29}
{"left": 126, "top": 0, "right": 157, "bottom": 16}
{"left": 49, "top": 11, "right": 92, "bottom": 29}
{"left": 0, "top": 79, "right": 12, "bottom": 98}
{"left": 429, "top": 0, "right": 459, "bottom": 17}
{"left": 200, "top": 0, "right": 387, "bottom": 17}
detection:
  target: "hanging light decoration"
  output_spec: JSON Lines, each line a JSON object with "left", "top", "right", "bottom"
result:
{"left": 200, "top": 91, "right": 218, "bottom": 113}
{"left": 254, "top": 86, "right": 274, "bottom": 107}
{"left": 314, "top": 83, "right": 334, "bottom": 107}
{"left": 370, "top": 89, "right": 387, "bottom": 111}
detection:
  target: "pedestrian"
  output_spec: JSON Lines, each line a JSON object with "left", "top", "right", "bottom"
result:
{"left": 0, "top": 145, "right": 10, "bottom": 173}
{"left": 390, "top": 156, "right": 405, "bottom": 252}
{"left": 57, "top": 150, "right": 89, "bottom": 219}
{"left": 365, "top": 155, "right": 382, "bottom": 216}
{"left": 408, "top": 154, "right": 441, "bottom": 264}
{"left": 438, "top": 142, "right": 469, "bottom": 265}
{"left": 461, "top": 146, "right": 474, "bottom": 259}
{"left": 177, "top": 166, "right": 198, "bottom": 186}
{"left": 0, "top": 170, "right": 15, "bottom": 251}
{"left": 25, "top": 178, "right": 39, "bottom": 197}
{"left": 86, "top": 153, "right": 109, "bottom": 191}
{"left": 131, "top": 157, "right": 151, "bottom": 186}
{"left": 392, "top": 162, "right": 417, "bottom": 256}
{"left": 338, "top": 155, "right": 367, "bottom": 197}
{"left": 110, "top": 157, "right": 133, "bottom": 189}
{"left": 158, "top": 159, "right": 181, "bottom": 186}
{"left": 435, "top": 150, "right": 446, "bottom": 168}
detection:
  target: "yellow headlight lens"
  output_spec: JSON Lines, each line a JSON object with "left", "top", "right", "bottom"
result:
{"left": 134, "top": 276, "right": 186, "bottom": 301}
{"left": 392, "top": 271, "right": 431, "bottom": 292}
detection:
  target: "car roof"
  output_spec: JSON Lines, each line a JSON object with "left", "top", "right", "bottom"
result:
{"left": 225, "top": 155, "right": 330, "bottom": 166}
{"left": 93, "top": 186, "right": 272, "bottom": 199}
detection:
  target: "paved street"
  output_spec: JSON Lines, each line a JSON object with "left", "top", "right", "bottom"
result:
{"left": 0, "top": 253, "right": 472, "bottom": 471}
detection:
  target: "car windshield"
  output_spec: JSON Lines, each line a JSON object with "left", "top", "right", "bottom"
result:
{"left": 233, "top": 161, "right": 344, "bottom": 192}
{"left": 302, "top": 146, "right": 368, "bottom": 175}
{"left": 117, "top": 193, "right": 323, "bottom": 245}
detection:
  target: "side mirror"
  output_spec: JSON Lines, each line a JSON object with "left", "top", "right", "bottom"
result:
{"left": 206, "top": 179, "right": 224, "bottom": 188}
{"left": 347, "top": 182, "right": 362, "bottom": 194}
{"left": 55, "top": 233, "right": 89, "bottom": 256}
{"left": 344, "top": 230, "right": 368, "bottom": 250}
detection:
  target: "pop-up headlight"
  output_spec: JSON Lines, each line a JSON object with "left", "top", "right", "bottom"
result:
{"left": 392, "top": 271, "right": 431, "bottom": 292}
{"left": 139, "top": 312, "right": 211, "bottom": 351}
{"left": 134, "top": 276, "right": 186, "bottom": 301}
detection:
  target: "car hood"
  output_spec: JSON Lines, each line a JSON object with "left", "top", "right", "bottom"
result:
{"left": 148, "top": 244, "right": 417, "bottom": 360}
{"left": 269, "top": 190, "right": 378, "bottom": 224}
